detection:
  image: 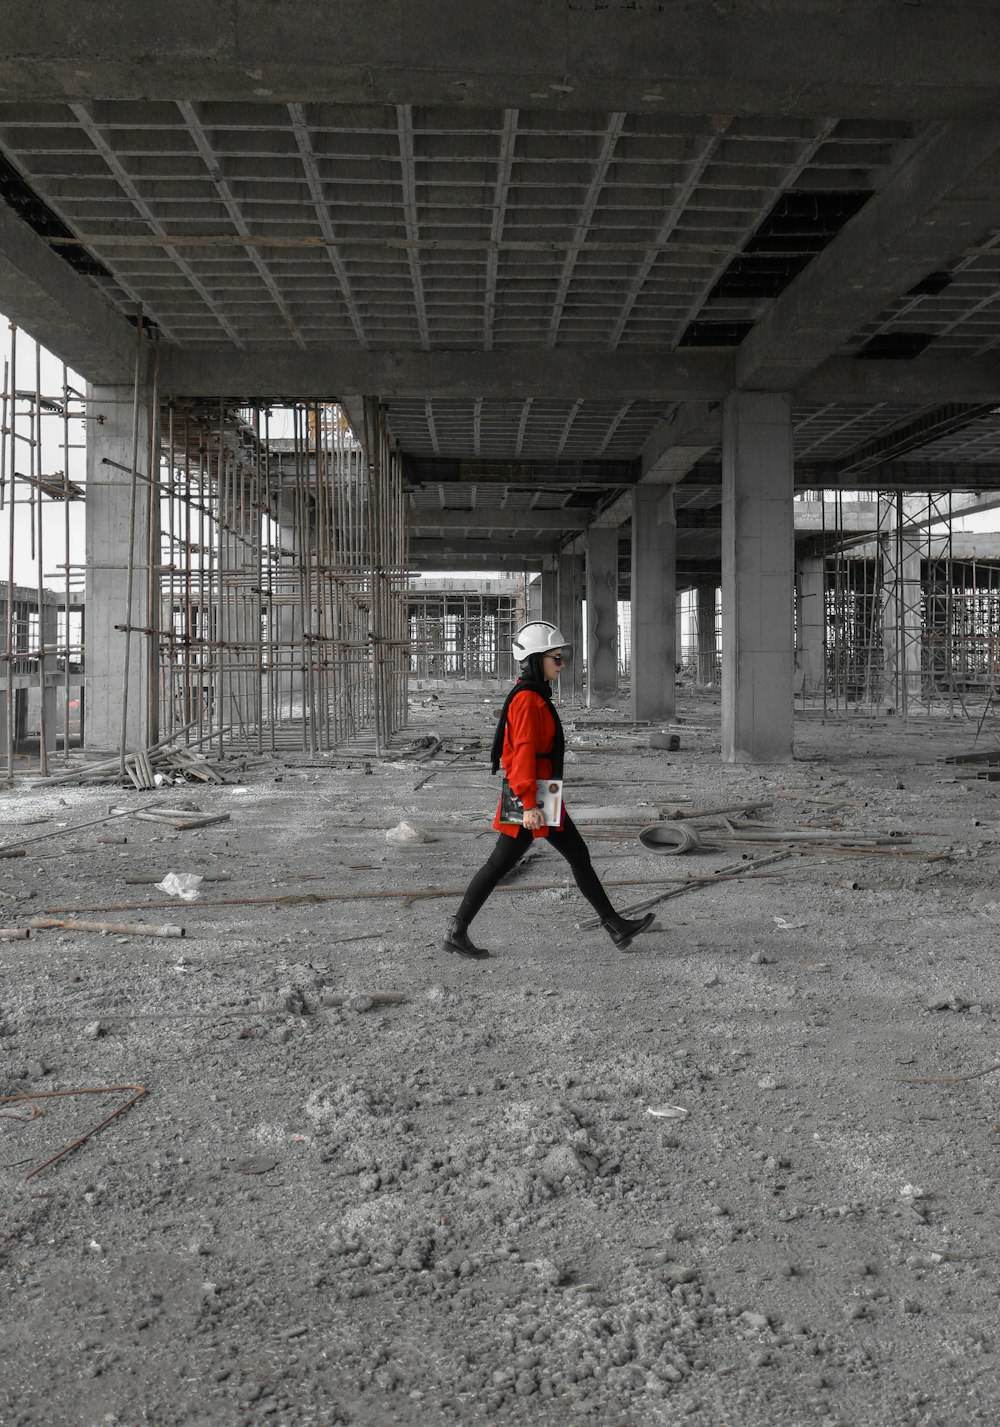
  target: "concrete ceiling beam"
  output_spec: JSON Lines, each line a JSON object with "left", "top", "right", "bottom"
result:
{"left": 404, "top": 457, "right": 637, "bottom": 487}
{"left": 409, "top": 507, "right": 578, "bottom": 532}
{"left": 683, "top": 459, "right": 1000, "bottom": 493}
{"left": 0, "top": 199, "right": 137, "bottom": 383}
{"left": 409, "top": 536, "right": 558, "bottom": 559}
{"left": 162, "top": 347, "right": 1000, "bottom": 408}
{"left": 163, "top": 347, "right": 734, "bottom": 402}
{"left": 798, "top": 356, "right": 1000, "bottom": 406}
{"left": 6, "top": 4, "right": 1000, "bottom": 119}
{"left": 738, "top": 121, "right": 1000, "bottom": 391}
{"left": 639, "top": 401, "right": 723, "bottom": 486}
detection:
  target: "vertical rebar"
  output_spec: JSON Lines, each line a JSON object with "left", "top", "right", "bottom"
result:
{"left": 117, "top": 313, "right": 145, "bottom": 773}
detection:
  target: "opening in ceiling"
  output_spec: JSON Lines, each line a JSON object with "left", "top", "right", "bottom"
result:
{"left": 0, "top": 154, "right": 113, "bottom": 283}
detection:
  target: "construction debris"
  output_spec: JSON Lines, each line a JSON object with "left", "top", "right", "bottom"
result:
{"left": 385, "top": 821, "right": 436, "bottom": 844}
{"left": 110, "top": 806, "right": 231, "bottom": 831}
{"left": 154, "top": 873, "right": 204, "bottom": 901}
{"left": 0, "top": 1083, "right": 149, "bottom": 1181}
{"left": 44, "top": 742, "right": 241, "bottom": 789}
{"left": 28, "top": 917, "right": 185, "bottom": 938}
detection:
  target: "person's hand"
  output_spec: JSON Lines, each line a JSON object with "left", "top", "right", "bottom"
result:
{"left": 522, "top": 807, "right": 545, "bottom": 831}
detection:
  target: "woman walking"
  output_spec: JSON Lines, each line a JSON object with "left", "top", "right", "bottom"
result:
{"left": 444, "top": 621, "right": 655, "bottom": 960}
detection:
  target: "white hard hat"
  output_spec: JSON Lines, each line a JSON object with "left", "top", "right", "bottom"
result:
{"left": 511, "top": 621, "right": 570, "bottom": 662}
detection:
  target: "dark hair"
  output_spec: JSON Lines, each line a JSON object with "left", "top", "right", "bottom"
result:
{"left": 519, "top": 651, "right": 550, "bottom": 684}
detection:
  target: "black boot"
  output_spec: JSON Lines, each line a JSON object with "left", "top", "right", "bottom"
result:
{"left": 443, "top": 917, "right": 490, "bottom": 960}
{"left": 602, "top": 911, "right": 655, "bottom": 951}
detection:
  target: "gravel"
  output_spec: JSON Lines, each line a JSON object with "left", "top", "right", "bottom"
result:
{"left": 2, "top": 690, "right": 999, "bottom": 1425}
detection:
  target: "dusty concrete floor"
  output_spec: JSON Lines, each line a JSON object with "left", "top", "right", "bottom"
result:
{"left": 1, "top": 687, "right": 999, "bottom": 1426}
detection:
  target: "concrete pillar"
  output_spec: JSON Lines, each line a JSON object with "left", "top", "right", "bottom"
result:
{"left": 585, "top": 527, "right": 619, "bottom": 708}
{"left": 629, "top": 485, "right": 676, "bottom": 721}
{"left": 85, "top": 382, "right": 158, "bottom": 751}
{"left": 39, "top": 599, "right": 58, "bottom": 754}
{"left": 557, "top": 552, "right": 584, "bottom": 701}
{"left": 796, "top": 556, "right": 827, "bottom": 698}
{"left": 721, "top": 391, "right": 794, "bottom": 763}
{"left": 880, "top": 501, "right": 923, "bottom": 713}
{"left": 540, "top": 560, "right": 559, "bottom": 624}
{"left": 696, "top": 585, "right": 717, "bottom": 685}
{"left": 525, "top": 574, "right": 543, "bottom": 622}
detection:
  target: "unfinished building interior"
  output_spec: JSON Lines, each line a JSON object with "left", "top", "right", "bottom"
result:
{"left": 4, "top": 9, "right": 1000, "bottom": 1427}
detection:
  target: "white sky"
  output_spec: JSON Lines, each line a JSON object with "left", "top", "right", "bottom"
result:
{"left": 0, "top": 319, "right": 86, "bottom": 591}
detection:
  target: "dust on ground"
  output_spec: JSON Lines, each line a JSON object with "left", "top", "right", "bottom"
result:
{"left": 1, "top": 688, "right": 998, "bottom": 1427}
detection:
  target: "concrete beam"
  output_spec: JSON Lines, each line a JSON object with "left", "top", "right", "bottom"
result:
{"left": 683, "top": 460, "right": 1000, "bottom": 494}
{"left": 162, "top": 346, "right": 733, "bottom": 403}
{"left": 561, "top": 489, "right": 634, "bottom": 556}
{"left": 163, "top": 346, "right": 1000, "bottom": 410}
{"left": 409, "top": 508, "right": 581, "bottom": 533}
{"left": 408, "top": 537, "right": 558, "bottom": 560}
{"left": 798, "top": 356, "right": 1000, "bottom": 406}
{"left": 6, "top": 4, "right": 1000, "bottom": 118}
{"left": 738, "top": 122, "right": 1000, "bottom": 391}
{"left": 405, "top": 457, "right": 638, "bottom": 487}
{"left": 849, "top": 534, "right": 1000, "bottom": 560}
{"left": 640, "top": 402, "right": 723, "bottom": 485}
{"left": 408, "top": 552, "right": 546, "bottom": 572}
{"left": 794, "top": 502, "right": 879, "bottom": 532}
{"left": 0, "top": 200, "right": 136, "bottom": 383}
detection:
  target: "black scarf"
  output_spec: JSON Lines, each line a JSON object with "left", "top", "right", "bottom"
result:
{"left": 490, "top": 663, "right": 565, "bottom": 779}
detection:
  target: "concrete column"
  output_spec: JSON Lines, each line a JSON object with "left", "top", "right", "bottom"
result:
{"left": 796, "top": 556, "right": 827, "bottom": 698}
{"left": 85, "top": 382, "right": 158, "bottom": 751}
{"left": 629, "top": 485, "right": 676, "bottom": 722}
{"left": 39, "top": 599, "right": 58, "bottom": 754}
{"left": 525, "top": 574, "right": 542, "bottom": 622}
{"left": 721, "top": 391, "right": 795, "bottom": 763}
{"left": 585, "top": 527, "right": 619, "bottom": 708}
{"left": 880, "top": 501, "right": 923, "bottom": 713}
{"left": 540, "top": 560, "right": 559, "bottom": 623}
{"left": 695, "top": 585, "right": 717, "bottom": 686}
{"left": 557, "top": 553, "right": 584, "bottom": 701}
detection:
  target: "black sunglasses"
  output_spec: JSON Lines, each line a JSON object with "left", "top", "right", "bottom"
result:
{"left": 548, "top": 652, "right": 565, "bottom": 664}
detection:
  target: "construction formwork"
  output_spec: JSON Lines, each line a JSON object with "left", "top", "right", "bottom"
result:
{"left": 406, "top": 584, "right": 521, "bottom": 682}
{"left": 157, "top": 397, "right": 409, "bottom": 758}
{"left": 797, "top": 491, "right": 1000, "bottom": 716}
{"left": 0, "top": 328, "right": 411, "bottom": 779}
{"left": 0, "top": 329, "right": 86, "bottom": 778}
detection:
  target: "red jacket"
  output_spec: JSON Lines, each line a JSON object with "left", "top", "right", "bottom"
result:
{"left": 492, "top": 688, "right": 565, "bottom": 840}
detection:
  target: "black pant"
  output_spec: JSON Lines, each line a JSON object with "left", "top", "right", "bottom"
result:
{"left": 455, "top": 811, "right": 617, "bottom": 927}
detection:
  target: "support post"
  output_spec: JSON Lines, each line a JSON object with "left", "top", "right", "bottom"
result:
{"left": 585, "top": 527, "right": 619, "bottom": 709}
{"left": 39, "top": 596, "right": 57, "bottom": 754}
{"left": 630, "top": 485, "right": 676, "bottom": 722}
{"left": 557, "top": 552, "right": 584, "bottom": 701}
{"left": 525, "top": 574, "right": 543, "bottom": 622}
{"left": 540, "top": 559, "right": 559, "bottom": 624}
{"left": 84, "top": 382, "right": 157, "bottom": 751}
{"left": 696, "top": 585, "right": 718, "bottom": 686}
{"left": 721, "top": 391, "right": 795, "bottom": 763}
{"left": 796, "top": 555, "right": 827, "bottom": 699}
{"left": 880, "top": 499, "right": 923, "bottom": 714}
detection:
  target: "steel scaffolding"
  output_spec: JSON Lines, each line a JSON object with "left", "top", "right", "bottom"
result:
{"left": 157, "top": 397, "right": 409, "bottom": 757}
{"left": 0, "top": 349, "right": 411, "bottom": 778}
{"left": 406, "top": 587, "right": 520, "bottom": 681}
{"left": 796, "top": 490, "right": 1000, "bottom": 717}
